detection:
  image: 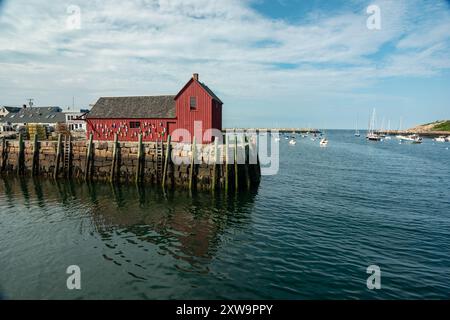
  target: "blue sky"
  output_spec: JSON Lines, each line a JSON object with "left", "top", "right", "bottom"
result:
{"left": 0, "top": 0, "right": 449, "bottom": 129}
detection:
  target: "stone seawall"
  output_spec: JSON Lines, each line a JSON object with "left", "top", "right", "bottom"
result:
{"left": 0, "top": 135, "right": 261, "bottom": 191}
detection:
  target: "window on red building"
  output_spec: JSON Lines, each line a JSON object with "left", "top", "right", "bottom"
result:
{"left": 190, "top": 96, "right": 197, "bottom": 110}
{"left": 130, "top": 121, "right": 141, "bottom": 128}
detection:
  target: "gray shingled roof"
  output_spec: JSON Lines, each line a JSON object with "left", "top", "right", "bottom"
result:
{"left": 3, "top": 107, "right": 65, "bottom": 124}
{"left": 87, "top": 95, "right": 176, "bottom": 119}
{"left": 1, "top": 106, "right": 22, "bottom": 113}
{"left": 199, "top": 82, "right": 223, "bottom": 104}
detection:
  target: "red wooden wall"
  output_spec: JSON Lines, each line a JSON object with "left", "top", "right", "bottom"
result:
{"left": 86, "top": 118, "right": 173, "bottom": 142}
{"left": 86, "top": 77, "right": 222, "bottom": 144}
{"left": 173, "top": 80, "right": 214, "bottom": 143}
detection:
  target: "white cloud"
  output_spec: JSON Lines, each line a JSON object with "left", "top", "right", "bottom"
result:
{"left": 0, "top": 0, "right": 449, "bottom": 126}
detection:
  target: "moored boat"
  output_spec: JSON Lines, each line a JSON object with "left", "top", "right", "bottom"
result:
{"left": 366, "top": 108, "right": 381, "bottom": 141}
{"left": 401, "top": 134, "right": 423, "bottom": 144}
{"left": 434, "top": 136, "right": 447, "bottom": 143}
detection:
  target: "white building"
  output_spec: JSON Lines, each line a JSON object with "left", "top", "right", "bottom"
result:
{"left": 65, "top": 110, "right": 89, "bottom": 132}
{"left": 0, "top": 106, "right": 21, "bottom": 119}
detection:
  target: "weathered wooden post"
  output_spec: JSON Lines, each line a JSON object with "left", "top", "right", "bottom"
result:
{"left": 225, "top": 134, "right": 229, "bottom": 192}
{"left": 136, "top": 133, "right": 143, "bottom": 184}
{"left": 110, "top": 133, "right": 118, "bottom": 183}
{"left": 243, "top": 135, "right": 250, "bottom": 190}
{"left": 54, "top": 134, "right": 62, "bottom": 179}
{"left": 0, "top": 138, "right": 6, "bottom": 172}
{"left": 211, "top": 138, "right": 218, "bottom": 192}
{"left": 85, "top": 133, "right": 93, "bottom": 181}
{"left": 67, "top": 135, "right": 73, "bottom": 178}
{"left": 162, "top": 134, "right": 171, "bottom": 188}
{"left": 17, "top": 133, "right": 24, "bottom": 175}
{"left": 234, "top": 135, "right": 239, "bottom": 190}
{"left": 189, "top": 136, "right": 196, "bottom": 191}
{"left": 32, "top": 134, "right": 39, "bottom": 176}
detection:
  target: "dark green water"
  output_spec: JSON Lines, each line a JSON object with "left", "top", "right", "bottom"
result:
{"left": 1, "top": 130, "right": 449, "bottom": 299}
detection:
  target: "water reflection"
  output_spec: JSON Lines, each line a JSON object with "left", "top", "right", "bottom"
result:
{"left": 0, "top": 177, "right": 258, "bottom": 272}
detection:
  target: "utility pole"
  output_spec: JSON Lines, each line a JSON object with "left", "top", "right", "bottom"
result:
{"left": 27, "top": 98, "right": 34, "bottom": 108}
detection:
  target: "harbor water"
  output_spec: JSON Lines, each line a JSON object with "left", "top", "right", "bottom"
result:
{"left": 1, "top": 130, "right": 449, "bottom": 299}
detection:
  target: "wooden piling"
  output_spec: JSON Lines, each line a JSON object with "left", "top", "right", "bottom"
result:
{"left": 211, "top": 138, "right": 218, "bottom": 192}
{"left": 110, "top": 133, "right": 118, "bottom": 183}
{"left": 17, "top": 133, "right": 24, "bottom": 175}
{"left": 85, "top": 133, "right": 93, "bottom": 181}
{"left": 243, "top": 135, "right": 250, "bottom": 190}
{"left": 0, "top": 138, "right": 6, "bottom": 172}
{"left": 32, "top": 134, "right": 39, "bottom": 176}
{"left": 67, "top": 135, "right": 73, "bottom": 178}
{"left": 136, "top": 133, "right": 143, "bottom": 184}
{"left": 162, "top": 135, "right": 171, "bottom": 187}
{"left": 234, "top": 136, "right": 238, "bottom": 190}
{"left": 189, "top": 136, "right": 196, "bottom": 191}
{"left": 54, "top": 134, "right": 62, "bottom": 179}
{"left": 225, "top": 134, "right": 229, "bottom": 192}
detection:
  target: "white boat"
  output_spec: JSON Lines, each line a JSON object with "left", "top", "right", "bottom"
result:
{"left": 288, "top": 139, "right": 296, "bottom": 145}
{"left": 367, "top": 133, "right": 382, "bottom": 141}
{"left": 385, "top": 120, "right": 392, "bottom": 140}
{"left": 411, "top": 135, "right": 423, "bottom": 144}
{"left": 366, "top": 108, "right": 381, "bottom": 141}
{"left": 355, "top": 117, "right": 360, "bottom": 137}
{"left": 401, "top": 134, "right": 423, "bottom": 144}
{"left": 434, "top": 136, "right": 447, "bottom": 143}
{"left": 320, "top": 138, "right": 328, "bottom": 147}
{"left": 446, "top": 136, "right": 450, "bottom": 142}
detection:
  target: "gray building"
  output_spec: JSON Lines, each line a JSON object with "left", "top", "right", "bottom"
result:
{"left": 2, "top": 107, "right": 65, "bottom": 127}
{"left": 0, "top": 106, "right": 22, "bottom": 119}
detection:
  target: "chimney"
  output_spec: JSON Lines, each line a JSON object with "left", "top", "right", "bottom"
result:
{"left": 193, "top": 73, "right": 199, "bottom": 81}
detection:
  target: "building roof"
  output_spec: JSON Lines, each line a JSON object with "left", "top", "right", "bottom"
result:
{"left": 199, "top": 82, "right": 223, "bottom": 104}
{"left": 87, "top": 95, "right": 176, "bottom": 119}
{"left": 174, "top": 77, "right": 223, "bottom": 104}
{"left": 3, "top": 107, "right": 65, "bottom": 124}
{"left": 1, "top": 106, "right": 22, "bottom": 113}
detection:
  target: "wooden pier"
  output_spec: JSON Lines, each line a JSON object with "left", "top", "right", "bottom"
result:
{"left": 0, "top": 134, "right": 261, "bottom": 193}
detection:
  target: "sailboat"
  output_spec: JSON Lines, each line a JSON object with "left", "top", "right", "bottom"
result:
{"left": 384, "top": 119, "right": 392, "bottom": 140}
{"left": 366, "top": 108, "right": 381, "bottom": 141}
{"left": 354, "top": 117, "right": 361, "bottom": 137}
{"left": 378, "top": 117, "right": 386, "bottom": 138}
{"left": 396, "top": 117, "right": 408, "bottom": 140}
{"left": 320, "top": 129, "right": 329, "bottom": 147}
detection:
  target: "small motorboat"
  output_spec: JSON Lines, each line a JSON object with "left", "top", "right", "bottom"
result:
{"left": 446, "top": 136, "right": 450, "bottom": 142}
{"left": 289, "top": 139, "right": 297, "bottom": 145}
{"left": 366, "top": 133, "right": 381, "bottom": 141}
{"left": 434, "top": 136, "right": 447, "bottom": 143}
{"left": 401, "top": 134, "right": 422, "bottom": 144}
{"left": 320, "top": 138, "right": 328, "bottom": 147}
